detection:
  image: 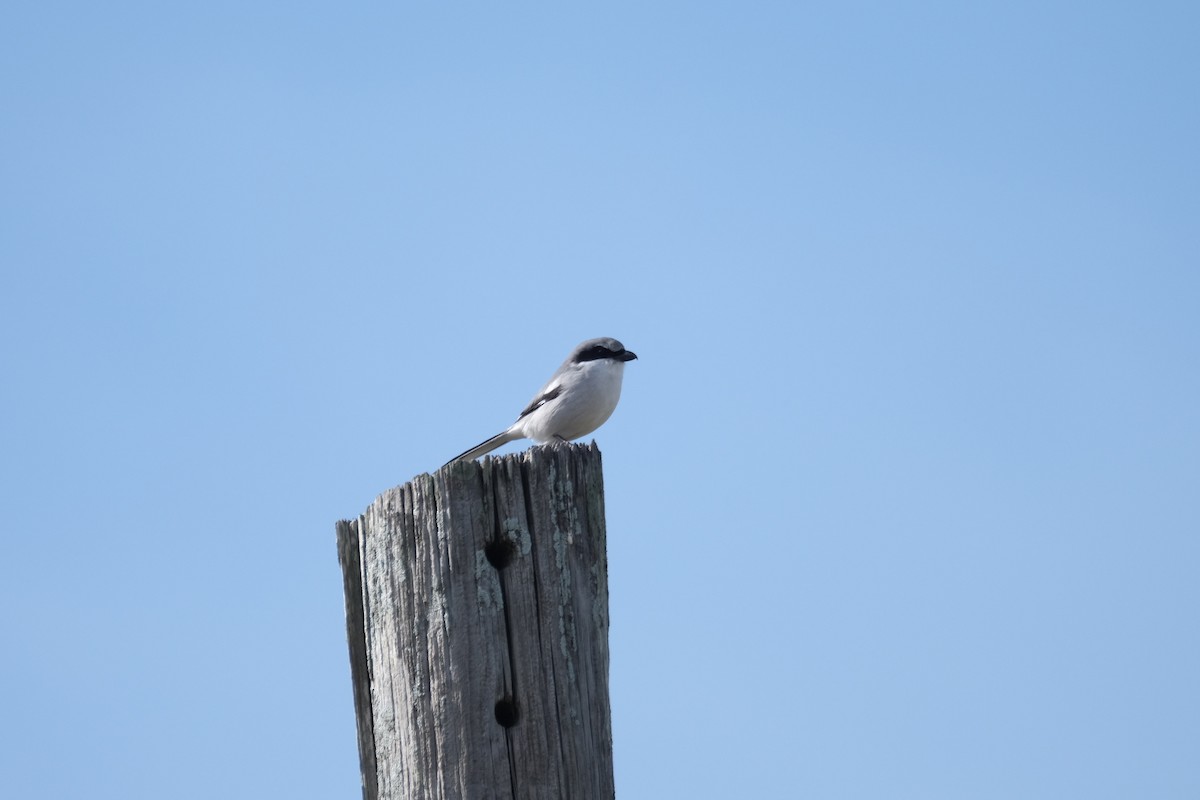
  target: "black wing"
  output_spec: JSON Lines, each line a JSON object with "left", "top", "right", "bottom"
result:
{"left": 516, "top": 385, "right": 562, "bottom": 419}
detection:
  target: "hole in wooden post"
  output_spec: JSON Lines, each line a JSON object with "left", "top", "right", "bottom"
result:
{"left": 494, "top": 697, "right": 520, "bottom": 728}
{"left": 485, "top": 539, "right": 514, "bottom": 570}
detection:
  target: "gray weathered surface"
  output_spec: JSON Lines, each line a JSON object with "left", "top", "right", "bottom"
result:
{"left": 336, "top": 443, "right": 614, "bottom": 800}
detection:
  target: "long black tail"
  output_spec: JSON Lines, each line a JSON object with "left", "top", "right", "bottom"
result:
{"left": 442, "top": 429, "right": 523, "bottom": 467}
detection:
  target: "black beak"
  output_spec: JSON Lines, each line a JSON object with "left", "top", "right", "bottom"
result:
{"left": 620, "top": 350, "right": 638, "bottom": 362}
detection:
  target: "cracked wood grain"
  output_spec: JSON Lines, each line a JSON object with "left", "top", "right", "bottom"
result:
{"left": 336, "top": 443, "right": 614, "bottom": 800}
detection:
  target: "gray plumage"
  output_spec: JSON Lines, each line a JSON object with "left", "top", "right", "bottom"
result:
{"left": 445, "top": 337, "right": 637, "bottom": 466}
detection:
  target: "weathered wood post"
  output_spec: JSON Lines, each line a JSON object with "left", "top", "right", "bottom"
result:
{"left": 336, "top": 443, "right": 614, "bottom": 800}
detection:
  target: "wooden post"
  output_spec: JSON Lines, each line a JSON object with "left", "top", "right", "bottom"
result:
{"left": 336, "top": 443, "right": 615, "bottom": 800}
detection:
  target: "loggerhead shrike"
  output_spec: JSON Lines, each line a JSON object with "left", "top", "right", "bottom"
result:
{"left": 444, "top": 337, "right": 638, "bottom": 466}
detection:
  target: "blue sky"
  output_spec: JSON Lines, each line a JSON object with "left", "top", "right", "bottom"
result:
{"left": 2, "top": 2, "right": 1198, "bottom": 798}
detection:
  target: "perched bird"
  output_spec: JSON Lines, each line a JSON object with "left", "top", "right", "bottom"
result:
{"left": 445, "top": 337, "right": 638, "bottom": 466}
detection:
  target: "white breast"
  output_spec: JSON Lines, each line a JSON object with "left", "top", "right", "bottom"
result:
{"left": 520, "top": 359, "right": 627, "bottom": 443}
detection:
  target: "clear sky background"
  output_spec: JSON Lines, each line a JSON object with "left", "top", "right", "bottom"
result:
{"left": 2, "top": 3, "right": 1198, "bottom": 798}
